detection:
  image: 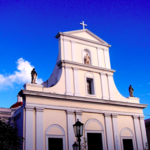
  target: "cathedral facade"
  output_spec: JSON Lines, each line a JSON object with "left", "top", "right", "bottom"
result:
{"left": 13, "top": 29, "right": 148, "bottom": 150}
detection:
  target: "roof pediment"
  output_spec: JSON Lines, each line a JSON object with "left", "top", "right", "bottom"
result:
{"left": 55, "top": 29, "right": 111, "bottom": 47}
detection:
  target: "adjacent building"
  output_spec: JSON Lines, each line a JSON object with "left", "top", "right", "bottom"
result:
{"left": 145, "top": 119, "right": 150, "bottom": 150}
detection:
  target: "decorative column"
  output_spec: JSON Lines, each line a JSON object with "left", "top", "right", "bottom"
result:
{"left": 35, "top": 107, "right": 44, "bottom": 150}
{"left": 104, "top": 49, "right": 111, "bottom": 69}
{"left": 133, "top": 116, "right": 143, "bottom": 150}
{"left": 63, "top": 39, "right": 68, "bottom": 60}
{"left": 112, "top": 114, "right": 121, "bottom": 150}
{"left": 71, "top": 41, "right": 76, "bottom": 61}
{"left": 107, "top": 74, "right": 115, "bottom": 100}
{"left": 139, "top": 116, "right": 148, "bottom": 149}
{"left": 66, "top": 110, "right": 75, "bottom": 150}
{"left": 104, "top": 113, "right": 114, "bottom": 150}
{"left": 100, "top": 73, "right": 108, "bottom": 100}
{"left": 97, "top": 48, "right": 104, "bottom": 68}
{"left": 73, "top": 68, "right": 80, "bottom": 96}
{"left": 25, "top": 106, "right": 34, "bottom": 150}
{"left": 65, "top": 66, "right": 72, "bottom": 95}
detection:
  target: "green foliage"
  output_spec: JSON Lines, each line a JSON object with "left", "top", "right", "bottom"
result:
{"left": 0, "top": 118, "right": 24, "bottom": 150}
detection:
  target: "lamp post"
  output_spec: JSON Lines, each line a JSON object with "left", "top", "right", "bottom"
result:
{"left": 72, "top": 141, "right": 79, "bottom": 150}
{"left": 73, "top": 119, "right": 84, "bottom": 150}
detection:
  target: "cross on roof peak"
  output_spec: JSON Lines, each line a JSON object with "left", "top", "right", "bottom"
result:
{"left": 80, "top": 21, "right": 87, "bottom": 29}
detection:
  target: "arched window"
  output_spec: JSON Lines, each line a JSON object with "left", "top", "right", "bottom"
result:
{"left": 45, "top": 124, "right": 66, "bottom": 150}
{"left": 120, "top": 128, "right": 136, "bottom": 150}
{"left": 84, "top": 119, "right": 106, "bottom": 150}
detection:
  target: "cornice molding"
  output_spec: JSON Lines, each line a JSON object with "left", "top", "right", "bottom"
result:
{"left": 19, "top": 90, "right": 147, "bottom": 109}
{"left": 0, "top": 111, "right": 11, "bottom": 115}
{"left": 0, "top": 108, "right": 11, "bottom": 116}
{"left": 25, "top": 103, "right": 145, "bottom": 117}
{"left": 55, "top": 31, "right": 111, "bottom": 48}
{"left": 57, "top": 60, "right": 115, "bottom": 73}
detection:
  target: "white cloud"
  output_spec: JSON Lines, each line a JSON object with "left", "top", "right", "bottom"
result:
{"left": 0, "top": 58, "right": 43, "bottom": 90}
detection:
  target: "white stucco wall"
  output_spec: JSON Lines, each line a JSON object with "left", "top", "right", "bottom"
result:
{"left": 30, "top": 29, "right": 141, "bottom": 104}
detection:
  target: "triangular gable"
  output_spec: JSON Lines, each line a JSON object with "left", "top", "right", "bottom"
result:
{"left": 62, "top": 29, "right": 110, "bottom": 46}
{"left": 67, "top": 30, "right": 100, "bottom": 42}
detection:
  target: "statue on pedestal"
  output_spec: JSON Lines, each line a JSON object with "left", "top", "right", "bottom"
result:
{"left": 129, "top": 85, "right": 134, "bottom": 97}
{"left": 31, "top": 68, "right": 37, "bottom": 84}
{"left": 84, "top": 53, "right": 90, "bottom": 65}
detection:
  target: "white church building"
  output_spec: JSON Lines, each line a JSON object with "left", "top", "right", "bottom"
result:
{"left": 6, "top": 25, "right": 148, "bottom": 150}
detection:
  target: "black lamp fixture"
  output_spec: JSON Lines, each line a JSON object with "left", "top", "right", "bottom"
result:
{"left": 72, "top": 141, "right": 79, "bottom": 150}
{"left": 73, "top": 119, "right": 84, "bottom": 150}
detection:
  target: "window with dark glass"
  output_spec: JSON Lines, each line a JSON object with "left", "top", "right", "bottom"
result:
{"left": 87, "top": 133, "right": 103, "bottom": 150}
{"left": 123, "top": 139, "right": 134, "bottom": 150}
{"left": 86, "top": 78, "right": 94, "bottom": 95}
{"left": 48, "top": 138, "right": 63, "bottom": 150}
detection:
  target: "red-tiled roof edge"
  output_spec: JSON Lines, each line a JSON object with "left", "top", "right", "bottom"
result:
{"left": 10, "top": 102, "right": 23, "bottom": 109}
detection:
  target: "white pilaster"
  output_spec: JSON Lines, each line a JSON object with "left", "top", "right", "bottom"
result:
{"left": 133, "top": 116, "right": 143, "bottom": 150}
{"left": 139, "top": 116, "right": 148, "bottom": 149}
{"left": 35, "top": 107, "right": 44, "bottom": 150}
{"left": 63, "top": 39, "right": 68, "bottom": 60}
{"left": 97, "top": 48, "right": 103, "bottom": 67}
{"left": 65, "top": 66, "right": 73, "bottom": 95}
{"left": 75, "top": 110, "right": 83, "bottom": 122}
{"left": 66, "top": 110, "right": 75, "bottom": 150}
{"left": 57, "top": 37, "right": 62, "bottom": 62}
{"left": 112, "top": 114, "right": 121, "bottom": 150}
{"left": 104, "top": 113, "right": 114, "bottom": 150}
{"left": 71, "top": 41, "right": 76, "bottom": 61}
{"left": 73, "top": 68, "right": 80, "bottom": 96}
{"left": 100, "top": 73, "right": 108, "bottom": 100}
{"left": 25, "top": 106, "right": 34, "bottom": 150}
{"left": 104, "top": 49, "right": 111, "bottom": 69}
{"left": 108, "top": 74, "right": 115, "bottom": 100}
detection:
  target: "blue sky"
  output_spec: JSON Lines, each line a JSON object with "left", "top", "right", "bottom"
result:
{"left": 0, "top": 0, "right": 150, "bottom": 118}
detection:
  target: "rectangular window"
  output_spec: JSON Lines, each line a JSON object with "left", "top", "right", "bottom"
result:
{"left": 87, "top": 133, "right": 103, "bottom": 150}
{"left": 123, "top": 139, "right": 134, "bottom": 150}
{"left": 87, "top": 78, "right": 94, "bottom": 95}
{"left": 48, "top": 138, "right": 63, "bottom": 150}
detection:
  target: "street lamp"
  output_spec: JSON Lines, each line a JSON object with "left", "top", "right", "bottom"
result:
{"left": 73, "top": 119, "right": 84, "bottom": 150}
{"left": 72, "top": 141, "right": 79, "bottom": 150}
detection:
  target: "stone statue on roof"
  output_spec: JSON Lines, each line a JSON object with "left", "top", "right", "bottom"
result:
{"left": 84, "top": 53, "right": 90, "bottom": 65}
{"left": 129, "top": 85, "right": 134, "bottom": 97}
{"left": 31, "top": 68, "right": 37, "bottom": 84}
